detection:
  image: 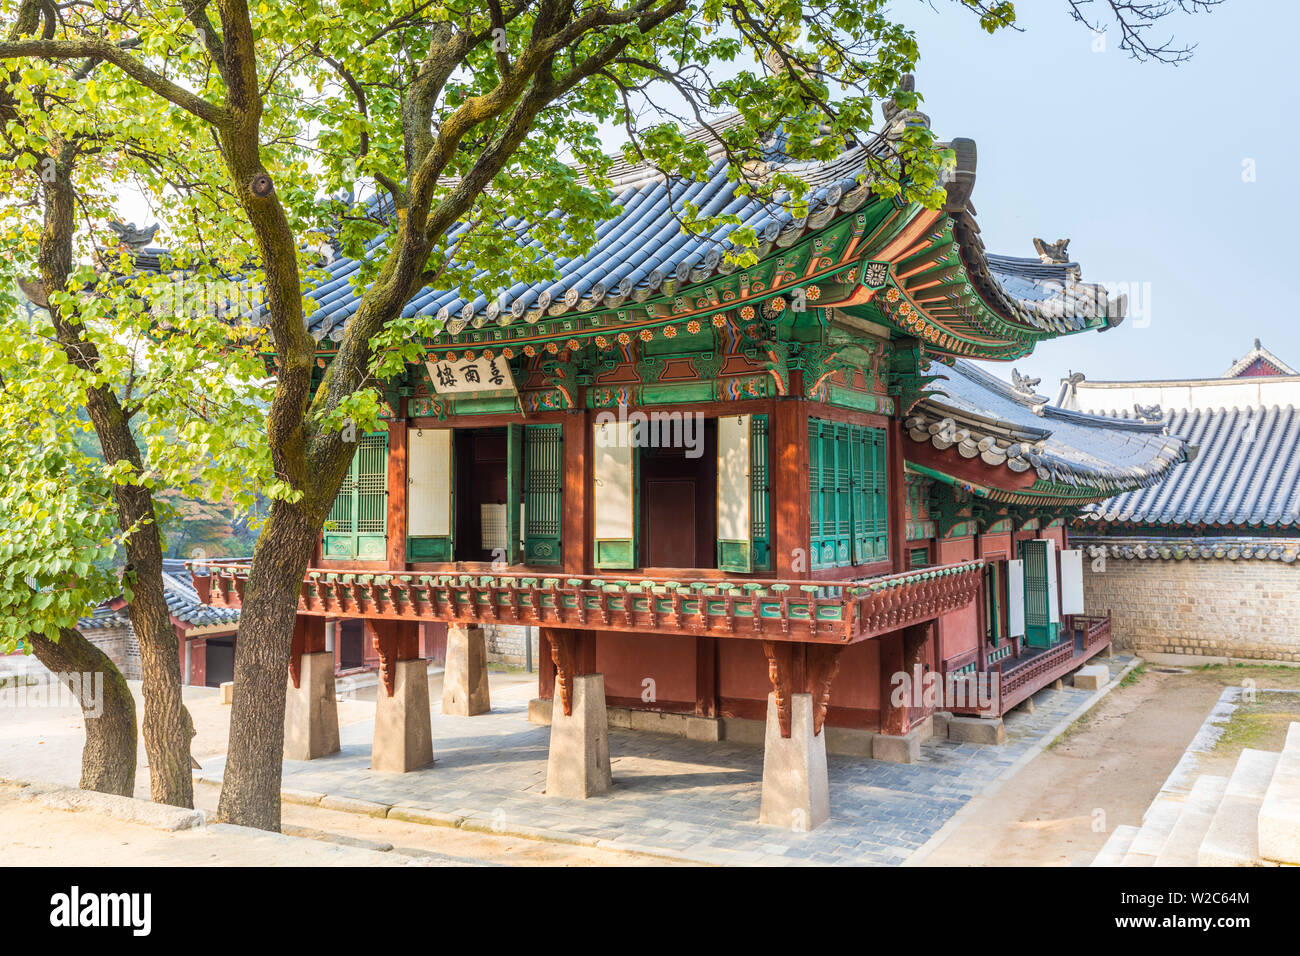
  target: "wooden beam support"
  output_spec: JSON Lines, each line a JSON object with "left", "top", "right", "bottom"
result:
{"left": 543, "top": 627, "right": 597, "bottom": 716}
{"left": 367, "top": 619, "right": 421, "bottom": 696}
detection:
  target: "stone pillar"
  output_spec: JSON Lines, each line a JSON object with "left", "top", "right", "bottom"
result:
{"left": 759, "top": 692, "right": 829, "bottom": 831}
{"left": 372, "top": 658, "right": 434, "bottom": 772}
{"left": 442, "top": 625, "right": 490, "bottom": 716}
{"left": 284, "top": 651, "right": 341, "bottom": 761}
{"left": 545, "top": 673, "right": 612, "bottom": 798}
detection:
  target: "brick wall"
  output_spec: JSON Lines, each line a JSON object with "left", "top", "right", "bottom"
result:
{"left": 82, "top": 624, "right": 142, "bottom": 680}
{"left": 1083, "top": 557, "right": 1300, "bottom": 662}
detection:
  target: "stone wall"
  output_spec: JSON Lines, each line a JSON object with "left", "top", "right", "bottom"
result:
{"left": 1083, "top": 557, "right": 1300, "bottom": 662}
{"left": 482, "top": 625, "right": 540, "bottom": 669}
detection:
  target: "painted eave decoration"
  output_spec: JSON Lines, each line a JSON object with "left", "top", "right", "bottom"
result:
{"left": 906, "top": 359, "right": 1192, "bottom": 505}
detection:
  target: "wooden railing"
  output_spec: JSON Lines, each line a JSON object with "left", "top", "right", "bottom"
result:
{"left": 188, "top": 559, "right": 984, "bottom": 645}
{"left": 1071, "top": 612, "right": 1112, "bottom": 652}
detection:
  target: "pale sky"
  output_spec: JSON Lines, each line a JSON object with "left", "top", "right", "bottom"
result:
{"left": 897, "top": 1, "right": 1299, "bottom": 390}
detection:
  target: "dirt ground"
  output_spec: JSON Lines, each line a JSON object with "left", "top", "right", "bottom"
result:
{"left": 923, "top": 663, "right": 1300, "bottom": 866}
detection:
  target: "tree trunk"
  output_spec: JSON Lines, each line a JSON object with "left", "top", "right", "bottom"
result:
{"left": 26, "top": 628, "right": 137, "bottom": 797}
{"left": 38, "top": 150, "right": 195, "bottom": 809}
{"left": 216, "top": 499, "right": 323, "bottom": 831}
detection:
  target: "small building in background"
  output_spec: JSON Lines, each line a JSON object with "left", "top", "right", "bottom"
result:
{"left": 79, "top": 559, "right": 241, "bottom": 686}
{"left": 1064, "top": 342, "right": 1300, "bottom": 664}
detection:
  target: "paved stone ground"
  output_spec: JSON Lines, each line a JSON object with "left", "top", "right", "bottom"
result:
{"left": 198, "top": 656, "right": 1132, "bottom": 866}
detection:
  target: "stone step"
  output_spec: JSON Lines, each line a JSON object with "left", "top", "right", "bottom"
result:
{"left": 1154, "top": 774, "right": 1228, "bottom": 867}
{"left": 1091, "top": 824, "right": 1141, "bottom": 867}
{"left": 1198, "top": 748, "right": 1281, "bottom": 867}
{"left": 1258, "top": 722, "right": 1300, "bottom": 866}
{"left": 1121, "top": 794, "right": 1184, "bottom": 866}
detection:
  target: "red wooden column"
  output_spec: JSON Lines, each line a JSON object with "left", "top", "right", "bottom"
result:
{"left": 386, "top": 411, "right": 408, "bottom": 570}
{"left": 771, "top": 396, "right": 810, "bottom": 578}
{"left": 562, "top": 407, "right": 590, "bottom": 576}
{"left": 879, "top": 630, "right": 907, "bottom": 735}
{"left": 887, "top": 415, "right": 908, "bottom": 574}
{"left": 695, "top": 637, "right": 718, "bottom": 718}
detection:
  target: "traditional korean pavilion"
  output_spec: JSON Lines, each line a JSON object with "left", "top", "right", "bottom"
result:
{"left": 190, "top": 104, "right": 1192, "bottom": 829}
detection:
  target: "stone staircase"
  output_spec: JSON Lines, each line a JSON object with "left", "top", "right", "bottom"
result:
{"left": 1092, "top": 721, "right": 1300, "bottom": 867}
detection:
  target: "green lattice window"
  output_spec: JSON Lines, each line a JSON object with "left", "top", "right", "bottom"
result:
{"left": 810, "top": 418, "right": 888, "bottom": 570}
{"left": 1019, "top": 539, "right": 1060, "bottom": 647}
{"left": 522, "top": 423, "right": 563, "bottom": 565}
{"left": 324, "top": 432, "right": 388, "bottom": 560}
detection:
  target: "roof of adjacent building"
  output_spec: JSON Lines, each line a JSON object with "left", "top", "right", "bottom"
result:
{"left": 1072, "top": 535, "right": 1300, "bottom": 564}
{"left": 77, "top": 558, "right": 241, "bottom": 631}
{"left": 906, "top": 359, "right": 1191, "bottom": 499}
{"left": 1056, "top": 341, "right": 1300, "bottom": 414}
{"left": 1223, "top": 339, "right": 1297, "bottom": 378}
{"left": 1084, "top": 405, "right": 1300, "bottom": 528}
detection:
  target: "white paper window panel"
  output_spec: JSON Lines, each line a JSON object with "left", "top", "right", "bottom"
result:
{"left": 1059, "top": 548, "right": 1085, "bottom": 615}
{"left": 480, "top": 503, "right": 507, "bottom": 552}
{"left": 716, "top": 414, "right": 751, "bottom": 542}
{"left": 1007, "top": 558, "right": 1025, "bottom": 638}
{"left": 593, "top": 420, "right": 634, "bottom": 539}
{"left": 1045, "top": 538, "right": 1060, "bottom": 623}
{"left": 408, "top": 429, "right": 452, "bottom": 536}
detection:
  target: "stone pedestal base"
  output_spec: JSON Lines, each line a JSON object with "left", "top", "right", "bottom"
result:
{"left": 284, "top": 652, "right": 340, "bottom": 761}
{"left": 873, "top": 728, "right": 921, "bottom": 764}
{"left": 759, "top": 693, "right": 829, "bottom": 831}
{"left": 371, "top": 659, "right": 434, "bottom": 772}
{"left": 545, "top": 674, "right": 612, "bottom": 798}
{"left": 442, "top": 626, "right": 490, "bottom": 716}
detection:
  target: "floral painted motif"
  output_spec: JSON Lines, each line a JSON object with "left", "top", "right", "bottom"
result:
{"left": 617, "top": 331, "right": 631, "bottom": 345}
{"left": 545, "top": 341, "right": 559, "bottom": 354}
{"left": 595, "top": 335, "right": 610, "bottom": 349}
{"left": 523, "top": 345, "right": 537, "bottom": 357}
{"left": 711, "top": 313, "right": 728, "bottom": 328}
{"left": 739, "top": 306, "right": 755, "bottom": 321}
{"left": 502, "top": 347, "right": 514, "bottom": 359}
{"left": 805, "top": 285, "right": 821, "bottom": 301}
{"left": 639, "top": 328, "right": 654, "bottom": 342}
{"left": 686, "top": 320, "right": 701, "bottom": 334}
{"left": 770, "top": 296, "right": 786, "bottom": 312}
{"left": 885, "top": 287, "right": 901, "bottom": 303}
{"left": 663, "top": 325, "right": 677, "bottom": 338}
{"left": 567, "top": 338, "right": 581, "bottom": 352}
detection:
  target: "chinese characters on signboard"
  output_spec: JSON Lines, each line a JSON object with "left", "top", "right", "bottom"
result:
{"left": 426, "top": 356, "right": 516, "bottom": 395}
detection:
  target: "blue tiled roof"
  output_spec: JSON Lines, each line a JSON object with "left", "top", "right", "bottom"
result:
{"left": 295, "top": 121, "right": 1117, "bottom": 341}
{"left": 1086, "top": 406, "right": 1300, "bottom": 528}
{"left": 909, "top": 359, "right": 1191, "bottom": 494}
{"left": 77, "top": 559, "right": 241, "bottom": 631}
